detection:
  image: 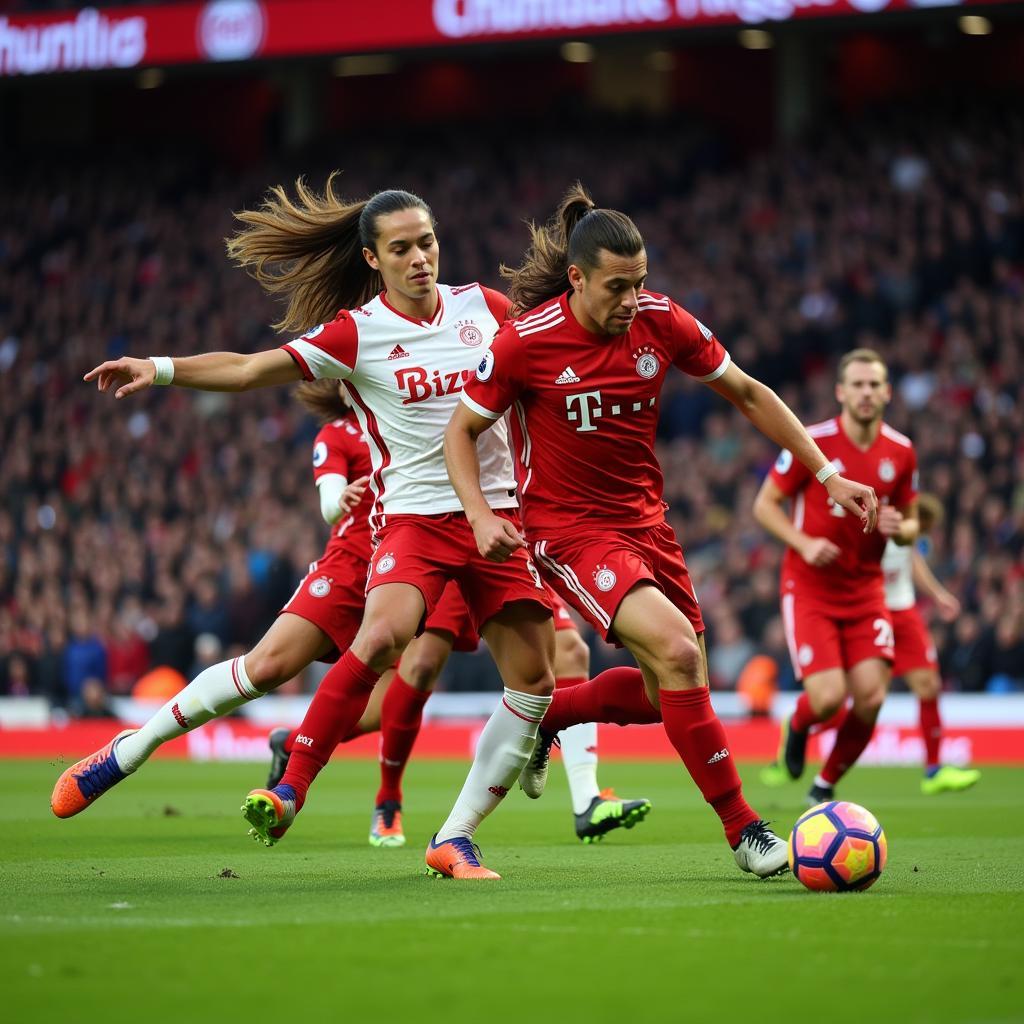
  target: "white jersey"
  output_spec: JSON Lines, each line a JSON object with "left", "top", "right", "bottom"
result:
{"left": 882, "top": 540, "right": 915, "bottom": 611}
{"left": 283, "top": 283, "right": 517, "bottom": 531}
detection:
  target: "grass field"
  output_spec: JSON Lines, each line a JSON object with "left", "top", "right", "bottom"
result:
{"left": 3, "top": 757, "right": 1023, "bottom": 1024}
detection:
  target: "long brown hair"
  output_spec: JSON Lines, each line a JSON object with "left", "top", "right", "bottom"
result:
{"left": 502, "top": 182, "right": 644, "bottom": 314}
{"left": 294, "top": 379, "right": 351, "bottom": 425}
{"left": 227, "top": 174, "right": 433, "bottom": 334}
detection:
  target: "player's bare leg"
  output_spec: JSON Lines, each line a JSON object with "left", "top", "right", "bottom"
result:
{"left": 904, "top": 667, "right": 981, "bottom": 795}
{"left": 809, "top": 658, "right": 889, "bottom": 804}
{"left": 369, "top": 630, "right": 451, "bottom": 848}
{"left": 551, "top": 628, "right": 652, "bottom": 842}
{"left": 426, "top": 603, "right": 554, "bottom": 880}
{"left": 612, "top": 584, "right": 787, "bottom": 878}
{"left": 52, "top": 613, "right": 332, "bottom": 818}
{"left": 245, "top": 584, "right": 424, "bottom": 846}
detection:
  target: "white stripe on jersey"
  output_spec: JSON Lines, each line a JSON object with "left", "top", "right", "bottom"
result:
{"left": 519, "top": 314, "right": 566, "bottom": 337}
{"left": 513, "top": 399, "right": 532, "bottom": 467}
{"left": 807, "top": 419, "right": 839, "bottom": 438}
{"left": 693, "top": 351, "right": 732, "bottom": 383}
{"left": 514, "top": 302, "right": 561, "bottom": 329}
{"left": 880, "top": 423, "right": 913, "bottom": 448}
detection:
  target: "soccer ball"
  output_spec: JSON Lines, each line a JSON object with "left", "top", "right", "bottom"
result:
{"left": 788, "top": 800, "right": 887, "bottom": 892}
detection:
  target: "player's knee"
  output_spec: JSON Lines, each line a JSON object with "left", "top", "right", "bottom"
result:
{"left": 914, "top": 673, "right": 940, "bottom": 700}
{"left": 513, "top": 666, "right": 556, "bottom": 698}
{"left": 355, "top": 622, "right": 413, "bottom": 672}
{"left": 401, "top": 651, "right": 445, "bottom": 690}
{"left": 244, "top": 648, "right": 291, "bottom": 691}
{"left": 657, "top": 635, "right": 703, "bottom": 685}
{"left": 554, "top": 631, "right": 590, "bottom": 681}
{"left": 853, "top": 685, "right": 886, "bottom": 717}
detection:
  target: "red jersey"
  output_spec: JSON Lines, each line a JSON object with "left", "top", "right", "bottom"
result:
{"left": 462, "top": 290, "right": 730, "bottom": 535}
{"left": 769, "top": 416, "right": 918, "bottom": 606}
{"left": 312, "top": 416, "right": 373, "bottom": 561}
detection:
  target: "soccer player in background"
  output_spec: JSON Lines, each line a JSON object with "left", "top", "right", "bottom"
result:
{"left": 761, "top": 492, "right": 981, "bottom": 795}
{"left": 881, "top": 492, "right": 981, "bottom": 794}
{"left": 77, "top": 179, "right": 650, "bottom": 879}
{"left": 753, "top": 349, "right": 918, "bottom": 805}
{"left": 445, "top": 184, "right": 878, "bottom": 878}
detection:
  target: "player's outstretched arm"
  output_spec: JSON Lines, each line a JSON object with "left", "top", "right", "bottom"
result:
{"left": 708, "top": 362, "right": 878, "bottom": 532}
{"left": 444, "top": 403, "right": 527, "bottom": 562}
{"left": 911, "top": 549, "right": 961, "bottom": 620}
{"left": 753, "top": 477, "right": 841, "bottom": 567}
{"left": 84, "top": 349, "right": 301, "bottom": 399}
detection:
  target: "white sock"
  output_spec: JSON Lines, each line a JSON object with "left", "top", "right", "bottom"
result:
{"left": 435, "top": 688, "right": 552, "bottom": 842}
{"left": 114, "top": 657, "right": 261, "bottom": 772}
{"left": 559, "top": 721, "right": 600, "bottom": 814}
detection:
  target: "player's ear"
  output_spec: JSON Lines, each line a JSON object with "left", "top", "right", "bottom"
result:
{"left": 362, "top": 246, "right": 379, "bottom": 271}
{"left": 567, "top": 263, "right": 585, "bottom": 294}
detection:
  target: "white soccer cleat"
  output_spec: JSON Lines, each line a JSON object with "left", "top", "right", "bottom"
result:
{"left": 518, "top": 729, "right": 556, "bottom": 799}
{"left": 732, "top": 819, "right": 789, "bottom": 878}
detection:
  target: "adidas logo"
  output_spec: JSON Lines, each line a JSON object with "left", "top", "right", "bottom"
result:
{"left": 554, "top": 366, "right": 580, "bottom": 384}
{"left": 706, "top": 748, "right": 730, "bottom": 765}
{"left": 387, "top": 345, "right": 410, "bottom": 360}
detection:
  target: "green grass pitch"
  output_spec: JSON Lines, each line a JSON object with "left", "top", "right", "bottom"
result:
{"left": 3, "top": 758, "right": 1023, "bottom": 1024}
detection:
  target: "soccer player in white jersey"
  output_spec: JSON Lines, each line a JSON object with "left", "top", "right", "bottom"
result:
{"left": 82, "top": 179, "right": 643, "bottom": 879}
{"left": 881, "top": 493, "right": 980, "bottom": 793}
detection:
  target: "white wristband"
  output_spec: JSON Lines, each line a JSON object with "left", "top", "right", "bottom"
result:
{"left": 149, "top": 356, "right": 174, "bottom": 386}
{"left": 816, "top": 461, "right": 839, "bottom": 485}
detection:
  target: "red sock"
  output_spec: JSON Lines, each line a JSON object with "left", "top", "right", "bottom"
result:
{"left": 285, "top": 717, "right": 364, "bottom": 754}
{"left": 820, "top": 710, "right": 876, "bottom": 786}
{"left": 375, "top": 674, "right": 430, "bottom": 806}
{"left": 919, "top": 697, "right": 942, "bottom": 769}
{"left": 659, "top": 687, "right": 757, "bottom": 846}
{"left": 278, "top": 650, "right": 380, "bottom": 809}
{"left": 791, "top": 691, "right": 823, "bottom": 733}
{"left": 542, "top": 666, "right": 660, "bottom": 733}
{"left": 555, "top": 675, "right": 586, "bottom": 690}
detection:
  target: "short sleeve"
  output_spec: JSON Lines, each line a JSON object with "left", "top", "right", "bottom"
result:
{"left": 669, "top": 301, "right": 731, "bottom": 382}
{"left": 461, "top": 324, "right": 528, "bottom": 421}
{"left": 311, "top": 425, "right": 353, "bottom": 483}
{"left": 281, "top": 312, "right": 358, "bottom": 381}
{"left": 769, "top": 448, "right": 812, "bottom": 497}
{"left": 479, "top": 285, "right": 512, "bottom": 325}
{"left": 892, "top": 446, "right": 918, "bottom": 510}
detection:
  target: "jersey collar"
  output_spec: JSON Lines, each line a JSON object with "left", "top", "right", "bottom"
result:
{"left": 379, "top": 288, "right": 444, "bottom": 328}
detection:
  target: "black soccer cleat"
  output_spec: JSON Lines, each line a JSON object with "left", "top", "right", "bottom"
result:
{"left": 806, "top": 781, "right": 835, "bottom": 807}
{"left": 574, "top": 789, "right": 652, "bottom": 843}
{"left": 266, "top": 727, "right": 291, "bottom": 789}
{"left": 782, "top": 713, "right": 809, "bottom": 780}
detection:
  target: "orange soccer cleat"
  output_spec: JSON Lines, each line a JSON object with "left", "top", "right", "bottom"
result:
{"left": 424, "top": 834, "right": 501, "bottom": 880}
{"left": 50, "top": 729, "right": 136, "bottom": 818}
{"left": 369, "top": 800, "right": 406, "bottom": 848}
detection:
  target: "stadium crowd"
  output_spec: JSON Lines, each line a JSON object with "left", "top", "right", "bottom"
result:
{"left": 1, "top": 103, "right": 1022, "bottom": 710}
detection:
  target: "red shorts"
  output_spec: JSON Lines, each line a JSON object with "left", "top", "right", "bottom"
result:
{"left": 531, "top": 520, "right": 703, "bottom": 644}
{"left": 280, "top": 548, "right": 367, "bottom": 657}
{"left": 781, "top": 590, "right": 895, "bottom": 681}
{"left": 550, "top": 589, "right": 577, "bottom": 632}
{"left": 367, "top": 511, "right": 551, "bottom": 635}
{"left": 425, "top": 581, "right": 480, "bottom": 653}
{"left": 891, "top": 605, "right": 938, "bottom": 678}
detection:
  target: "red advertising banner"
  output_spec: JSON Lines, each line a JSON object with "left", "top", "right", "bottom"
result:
{"left": 0, "top": 0, "right": 1010, "bottom": 77}
{"left": 4, "top": 718, "right": 1022, "bottom": 764}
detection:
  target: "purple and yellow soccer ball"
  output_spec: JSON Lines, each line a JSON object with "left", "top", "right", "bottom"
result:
{"left": 788, "top": 800, "right": 887, "bottom": 892}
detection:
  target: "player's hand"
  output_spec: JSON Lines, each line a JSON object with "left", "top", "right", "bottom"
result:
{"left": 934, "top": 590, "right": 961, "bottom": 622}
{"left": 339, "top": 476, "right": 369, "bottom": 514}
{"left": 877, "top": 505, "right": 904, "bottom": 538}
{"left": 825, "top": 474, "right": 878, "bottom": 533}
{"left": 473, "top": 513, "right": 528, "bottom": 562}
{"left": 799, "top": 536, "right": 841, "bottom": 567}
{"left": 83, "top": 357, "right": 156, "bottom": 399}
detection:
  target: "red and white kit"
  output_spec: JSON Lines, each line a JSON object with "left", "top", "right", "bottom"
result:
{"left": 463, "top": 289, "right": 725, "bottom": 639}
{"left": 770, "top": 417, "right": 918, "bottom": 680}
{"left": 281, "top": 283, "right": 550, "bottom": 630}
{"left": 882, "top": 540, "right": 938, "bottom": 677}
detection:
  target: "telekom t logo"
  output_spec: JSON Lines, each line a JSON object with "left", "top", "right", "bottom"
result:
{"left": 565, "top": 391, "right": 603, "bottom": 432}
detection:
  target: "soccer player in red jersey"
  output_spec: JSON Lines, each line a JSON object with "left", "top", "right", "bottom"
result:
{"left": 445, "top": 185, "right": 878, "bottom": 877}
{"left": 76, "top": 180, "right": 646, "bottom": 877}
{"left": 754, "top": 349, "right": 920, "bottom": 804}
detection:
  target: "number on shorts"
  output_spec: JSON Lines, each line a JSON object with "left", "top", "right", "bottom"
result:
{"left": 873, "top": 617, "right": 894, "bottom": 649}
